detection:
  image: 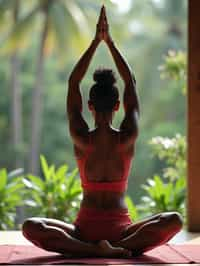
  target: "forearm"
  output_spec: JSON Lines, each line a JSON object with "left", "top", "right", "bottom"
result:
{"left": 69, "top": 39, "right": 99, "bottom": 84}
{"left": 106, "top": 39, "right": 135, "bottom": 85}
{"left": 107, "top": 39, "right": 139, "bottom": 112}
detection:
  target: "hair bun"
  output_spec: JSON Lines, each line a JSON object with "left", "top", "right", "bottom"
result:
{"left": 93, "top": 68, "right": 116, "bottom": 86}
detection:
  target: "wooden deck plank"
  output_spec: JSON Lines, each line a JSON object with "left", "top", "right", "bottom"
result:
{"left": 0, "top": 231, "right": 32, "bottom": 245}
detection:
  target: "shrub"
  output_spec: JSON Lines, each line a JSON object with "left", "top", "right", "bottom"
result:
{"left": 139, "top": 134, "right": 186, "bottom": 220}
{"left": 0, "top": 168, "right": 25, "bottom": 229}
{"left": 23, "top": 155, "right": 82, "bottom": 223}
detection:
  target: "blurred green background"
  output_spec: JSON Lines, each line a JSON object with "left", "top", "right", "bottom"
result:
{"left": 0, "top": 0, "right": 187, "bottom": 205}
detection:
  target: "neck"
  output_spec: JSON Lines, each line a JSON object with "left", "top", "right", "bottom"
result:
{"left": 94, "top": 112, "right": 113, "bottom": 128}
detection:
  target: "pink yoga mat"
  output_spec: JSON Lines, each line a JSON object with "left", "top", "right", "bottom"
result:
{"left": 0, "top": 244, "right": 199, "bottom": 264}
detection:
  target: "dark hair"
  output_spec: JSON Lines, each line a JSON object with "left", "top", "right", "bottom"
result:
{"left": 89, "top": 68, "right": 119, "bottom": 112}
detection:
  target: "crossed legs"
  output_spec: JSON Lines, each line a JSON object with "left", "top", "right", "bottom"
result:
{"left": 22, "top": 217, "right": 129, "bottom": 257}
{"left": 22, "top": 212, "right": 182, "bottom": 257}
{"left": 113, "top": 212, "right": 183, "bottom": 255}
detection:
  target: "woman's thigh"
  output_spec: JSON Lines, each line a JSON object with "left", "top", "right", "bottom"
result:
{"left": 124, "top": 213, "right": 163, "bottom": 237}
{"left": 38, "top": 218, "right": 76, "bottom": 235}
{"left": 22, "top": 217, "right": 78, "bottom": 239}
{"left": 124, "top": 212, "right": 182, "bottom": 238}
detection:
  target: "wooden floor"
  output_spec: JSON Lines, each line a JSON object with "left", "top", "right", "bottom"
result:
{"left": 0, "top": 230, "right": 200, "bottom": 265}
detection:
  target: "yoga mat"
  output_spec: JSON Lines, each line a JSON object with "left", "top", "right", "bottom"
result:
{"left": 0, "top": 244, "right": 199, "bottom": 264}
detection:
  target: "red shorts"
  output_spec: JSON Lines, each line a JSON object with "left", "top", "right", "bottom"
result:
{"left": 74, "top": 207, "right": 132, "bottom": 243}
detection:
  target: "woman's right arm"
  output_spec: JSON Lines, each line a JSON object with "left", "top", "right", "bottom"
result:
{"left": 109, "top": 39, "right": 140, "bottom": 144}
{"left": 106, "top": 38, "right": 140, "bottom": 114}
{"left": 101, "top": 7, "right": 139, "bottom": 144}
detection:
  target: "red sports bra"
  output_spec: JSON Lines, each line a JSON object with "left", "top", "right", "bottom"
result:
{"left": 76, "top": 138, "right": 132, "bottom": 192}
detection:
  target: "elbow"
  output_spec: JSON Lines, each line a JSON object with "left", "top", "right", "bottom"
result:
{"left": 124, "top": 75, "right": 136, "bottom": 88}
{"left": 131, "top": 73, "right": 136, "bottom": 84}
{"left": 69, "top": 71, "right": 83, "bottom": 85}
{"left": 68, "top": 74, "right": 75, "bottom": 85}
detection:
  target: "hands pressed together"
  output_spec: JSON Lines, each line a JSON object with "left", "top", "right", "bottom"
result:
{"left": 95, "top": 5, "right": 112, "bottom": 44}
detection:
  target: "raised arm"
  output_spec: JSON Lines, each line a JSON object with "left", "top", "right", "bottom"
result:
{"left": 67, "top": 38, "right": 99, "bottom": 114}
{"left": 67, "top": 7, "right": 104, "bottom": 147}
{"left": 67, "top": 5, "right": 106, "bottom": 112}
{"left": 107, "top": 39, "right": 139, "bottom": 114}
{"left": 102, "top": 7, "right": 139, "bottom": 143}
{"left": 102, "top": 7, "right": 139, "bottom": 113}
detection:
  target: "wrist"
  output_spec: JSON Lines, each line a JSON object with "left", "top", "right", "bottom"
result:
{"left": 106, "top": 37, "right": 114, "bottom": 46}
{"left": 93, "top": 38, "right": 100, "bottom": 46}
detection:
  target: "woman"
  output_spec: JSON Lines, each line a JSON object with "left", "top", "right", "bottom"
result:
{"left": 22, "top": 6, "right": 182, "bottom": 258}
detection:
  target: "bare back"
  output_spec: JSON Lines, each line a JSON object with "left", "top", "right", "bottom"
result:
{"left": 74, "top": 128, "right": 134, "bottom": 183}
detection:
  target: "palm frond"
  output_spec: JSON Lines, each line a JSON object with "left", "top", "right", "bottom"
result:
{"left": 63, "top": 0, "right": 90, "bottom": 37}
{"left": 48, "top": 2, "right": 70, "bottom": 52}
{"left": 48, "top": 1, "right": 91, "bottom": 60}
{"left": 0, "top": 5, "right": 39, "bottom": 53}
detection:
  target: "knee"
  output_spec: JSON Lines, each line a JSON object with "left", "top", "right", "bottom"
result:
{"left": 160, "top": 212, "right": 183, "bottom": 232}
{"left": 22, "top": 218, "right": 46, "bottom": 239}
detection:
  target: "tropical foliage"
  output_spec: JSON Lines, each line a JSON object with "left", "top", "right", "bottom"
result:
{"left": 0, "top": 156, "right": 82, "bottom": 229}
{"left": 23, "top": 155, "right": 82, "bottom": 223}
{"left": 136, "top": 50, "right": 187, "bottom": 221}
{"left": 0, "top": 168, "right": 25, "bottom": 229}
{"left": 139, "top": 134, "right": 186, "bottom": 218}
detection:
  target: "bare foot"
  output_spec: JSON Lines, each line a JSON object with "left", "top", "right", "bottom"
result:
{"left": 97, "top": 240, "right": 132, "bottom": 258}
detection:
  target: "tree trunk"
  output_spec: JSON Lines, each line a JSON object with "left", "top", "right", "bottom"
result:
{"left": 29, "top": 15, "right": 48, "bottom": 174}
{"left": 10, "top": 54, "right": 23, "bottom": 168}
{"left": 10, "top": 0, "right": 25, "bottom": 226}
{"left": 10, "top": 0, "right": 23, "bottom": 169}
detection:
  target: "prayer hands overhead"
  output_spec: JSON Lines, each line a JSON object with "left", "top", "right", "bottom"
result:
{"left": 95, "top": 5, "right": 111, "bottom": 43}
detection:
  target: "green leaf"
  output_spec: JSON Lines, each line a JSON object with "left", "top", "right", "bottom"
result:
{"left": 154, "top": 175, "right": 164, "bottom": 197}
{"left": 26, "top": 175, "right": 44, "bottom": 190}
{"left": 5, "top": 195, "right": 22, "bottom": 205}
{"left": 55, "top": 165, "right": 68, "bottom": 181}
{"left": 6, "top": 182, "right": 24, "bottom": 194}
{"left": 125, "top": 196, "right": 139, "bottom": 220}
{"left": 40, "top": 155, "right": 51, "bottom": 181}
{"left": 8, "top": 168, "right": 24, "bottom": 179}
{"left": 68, "top": 190, "right": 82, "bottom": 199}
{"left": 67, "top": 168, "right": 78, "bottom": 192}
{"left": 164, "top": 182, "right": 173, "bottom": 205}
{"left": 49, "top": 165, "right": 56, "bottom": 181}
{"left": 0, "top": 169, "right": 7, "bottom": 190}
{"left": 30, "top": 191, "right": 43, "bottom": 205}
{"left": 24, "top": 200, "right": 38, "bottom": 207}
{"left": 22, "top": 178, "right": 39, "bottom": 190}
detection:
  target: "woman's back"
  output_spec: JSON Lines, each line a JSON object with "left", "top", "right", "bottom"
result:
{"left": 74, "top": 127, "right": 134, "bottom": 209}
{"left": 75, "top": 128, "right": 134, "bottom": 184}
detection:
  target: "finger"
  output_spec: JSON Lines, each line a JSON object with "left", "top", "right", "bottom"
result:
{"left": 98, "top": 5, "right": 104, "bottom": 23}
{"left": 102, "top": 5, "right": 108, "bottom": 24}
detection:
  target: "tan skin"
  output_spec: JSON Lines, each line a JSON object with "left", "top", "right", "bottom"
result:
{"left": 22, "top": 6, "right": 182, "bottom": 258}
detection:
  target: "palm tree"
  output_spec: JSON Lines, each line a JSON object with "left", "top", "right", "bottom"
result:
{"left": 10, "top": 0, "right": 24, "bottom": 169}
{"left": 3, "top": 0, "right": 94, "bottom": 174}
{"left": 0, "top": 0, "right": 24, "bottom": 169}
{"left": 29, "top": 0, "right": 93, "bottom": 174}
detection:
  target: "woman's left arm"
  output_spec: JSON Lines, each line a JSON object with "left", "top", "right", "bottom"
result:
{"left": 67, "top": 38, "right": 100, "bottom": 116}
{"left": 67, "top": 7, "right": 104, "bottom": 147}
